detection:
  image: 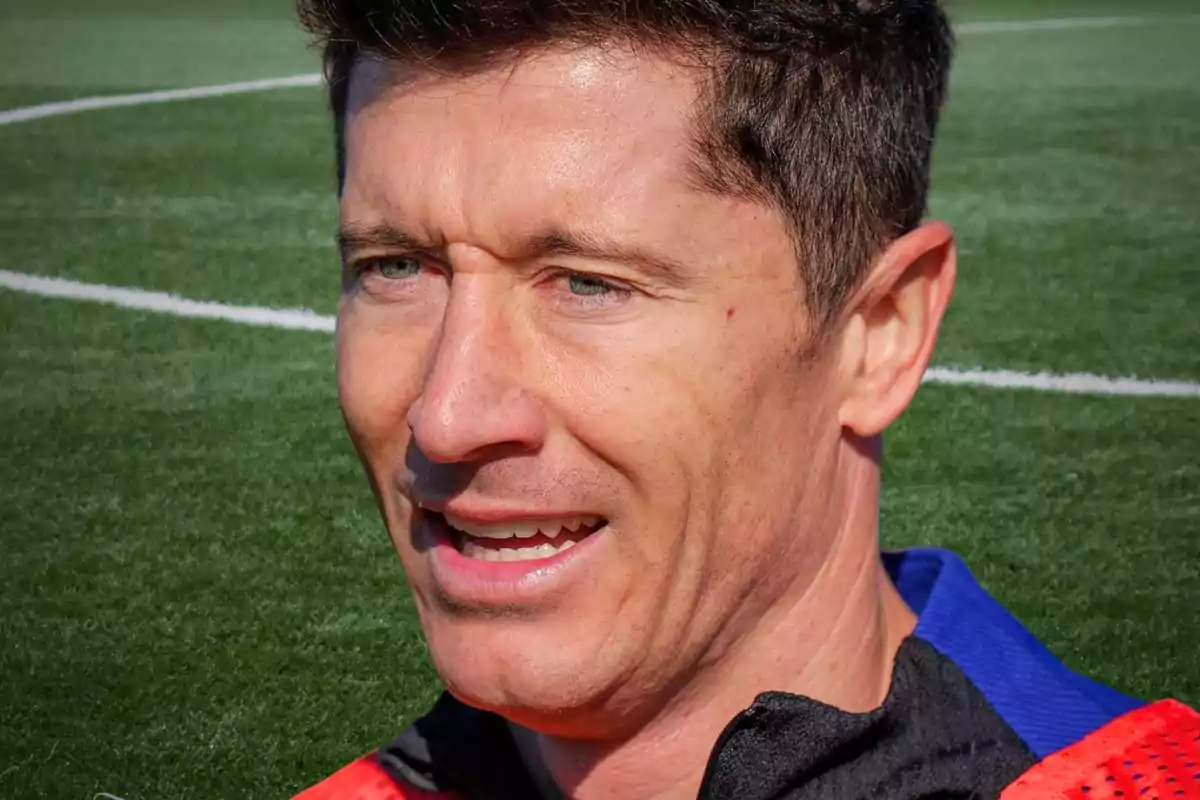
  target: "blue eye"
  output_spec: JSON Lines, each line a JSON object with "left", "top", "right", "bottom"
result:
{"left": 376, "top": 257, "right": 421, "bottom": 280}
{"left": 567, "top": 273, "right": 614, "bottom": 296}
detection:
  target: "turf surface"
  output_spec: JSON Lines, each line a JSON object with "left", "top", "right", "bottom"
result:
{"left": 1, "top": 1, "right": 1197, "bottom": 797}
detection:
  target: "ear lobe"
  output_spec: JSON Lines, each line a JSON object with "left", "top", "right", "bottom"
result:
{"left": 837, "top": 221, "right": 957, "bottom": 436}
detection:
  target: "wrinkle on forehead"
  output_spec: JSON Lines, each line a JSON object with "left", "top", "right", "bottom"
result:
{"left": 338, "top": 42, "right": 798, "bottom": 298}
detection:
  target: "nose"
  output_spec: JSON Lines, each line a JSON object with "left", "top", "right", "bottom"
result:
{"left": 406, "top": 276, "right": 548, "bottom": 464}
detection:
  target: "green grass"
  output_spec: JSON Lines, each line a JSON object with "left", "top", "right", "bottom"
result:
{"left": 0, "top": 294, "right": 440, "bottom": 798}
{"left": 933, "top": 22, "right": 1200, "bottom": 377}
{"left": 1, "top": 1, "right": 1198, "bottom": 798}
{"left": 0, "top": 0, "right": 312, "bottom": 102}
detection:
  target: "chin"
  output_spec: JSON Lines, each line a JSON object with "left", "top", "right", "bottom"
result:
{"left": 423, "top": 615, "right": 627, "bottom": 733}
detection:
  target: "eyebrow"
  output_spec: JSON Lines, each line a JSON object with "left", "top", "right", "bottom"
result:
{"left": 336, "top": 222, "right": 697, "bottom": 288}
{"left": 337, "top": 223, "right": 433, "bottom": 261}
{"left": 525, "top": 228, "right": 697, "bottom": 289}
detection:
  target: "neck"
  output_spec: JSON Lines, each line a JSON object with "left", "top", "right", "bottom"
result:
{"left": 517, "top": 436, "right": 916, "bottom": 800}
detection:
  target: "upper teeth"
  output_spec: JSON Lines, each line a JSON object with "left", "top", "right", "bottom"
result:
{"left": 444, "top": 514, "right": 600, "bottom": 540}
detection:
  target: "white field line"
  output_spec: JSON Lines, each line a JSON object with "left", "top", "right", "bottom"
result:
{"left": 922, "top": 367, "right": 1199, "bottom": 399}
{"left": 2, "top": 269, "right": 1197, "bottom": 399}
{"left": 0, "top": 269, "right": 334, "bottom": 333}
{"left": 1, "top": 15, "right": 1197, "bottom": 399}
{"left": 0, "top": 74, "right": 322, "bottom": 127}
{"left": 1, "top": 15, "right": 1199, "bottom": 128}
{"left": 956, "top": 14, "right": 1200, "bottom": 35}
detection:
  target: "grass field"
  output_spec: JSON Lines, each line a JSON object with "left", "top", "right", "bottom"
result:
{"left": 1, "top": 1, "right": 1198, "bottom": 798}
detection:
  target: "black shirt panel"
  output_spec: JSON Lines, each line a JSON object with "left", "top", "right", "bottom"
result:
{"left": 698, "top": 637, "right": 1036, "bottom": 799}
{"left": 375, "top": 691, "right": 543, "bottom": 800}
{"left": 374, "top": 636, "right": 1037, "bottom": 799}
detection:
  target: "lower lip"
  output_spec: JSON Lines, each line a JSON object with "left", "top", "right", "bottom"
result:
{"left": 421, "top": 513, "right": 604, "bottom": 607}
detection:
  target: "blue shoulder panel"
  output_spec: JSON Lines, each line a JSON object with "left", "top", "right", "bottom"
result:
{"left": 884, "top": 547, "right": 1143, "bottom": 758}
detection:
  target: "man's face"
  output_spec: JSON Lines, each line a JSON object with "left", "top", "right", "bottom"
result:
{"left": 338, "top": 46, "right": 847, "bottom": 733}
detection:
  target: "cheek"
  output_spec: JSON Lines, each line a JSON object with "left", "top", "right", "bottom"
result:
{"left": 336, "top": 317, "right": 433, "bottom": 579}
{"left": 548, "top": 332, "right": 697, "bottom": 495}
{"left": 556, "top": 313, "right": 760, "bottom": 470}
{"left": 541, "top": 320, "right": 741, "bottom": 587}
{"left": 571, "top": 305, "right": 818, "bottom": 550}
{"left": 336, "top": 313, "right": 427, "bottom": 455}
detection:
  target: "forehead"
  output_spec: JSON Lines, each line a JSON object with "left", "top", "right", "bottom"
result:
{"left": 340, "top": 46, "right": 718, "bottom": 248}
{"left": 349, "top": 42, "right": 703, "bottom": 124}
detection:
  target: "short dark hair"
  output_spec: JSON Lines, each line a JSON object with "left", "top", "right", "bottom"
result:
{"left": 298, "top": 0, "right": 953, "bottom": 328}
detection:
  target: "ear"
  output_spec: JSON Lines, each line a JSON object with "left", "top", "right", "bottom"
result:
{"left": 836, "top": 221, "right": 956, "bottom": 437}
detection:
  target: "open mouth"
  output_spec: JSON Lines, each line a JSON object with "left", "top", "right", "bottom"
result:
{"left": 438, "top": 512, "right": 607, "bottom": 563}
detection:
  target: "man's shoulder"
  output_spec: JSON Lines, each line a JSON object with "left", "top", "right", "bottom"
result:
{"left": 294, "top": 693, "right": 536, "bottom": 800}
{"left": 1000, "top": 699, "right": 1200, "bottom": 799}
{"left": 889, "top": 547, "right": 1200, "bottom": 797}
{"left": 293, "top": 697, "right": 1200, "bottom": 800}
{"left": 887, "top": 547, "right": 1144, "bottom": 757}
{"left": 292, "top": 756, "right": 451, "bottom": 800}
{"left": 294, "top": 548, "right": 1192, "bottom": 799}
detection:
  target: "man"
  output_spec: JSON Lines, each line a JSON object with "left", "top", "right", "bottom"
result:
{"left": 293, "top": 0, "right": 1199, "bottom": 797}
